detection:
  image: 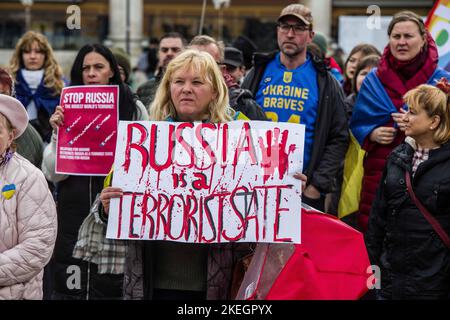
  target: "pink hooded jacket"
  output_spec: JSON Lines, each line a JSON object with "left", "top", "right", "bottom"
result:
{"left": 0, "top": 153, "right": 57, "bottom": 299}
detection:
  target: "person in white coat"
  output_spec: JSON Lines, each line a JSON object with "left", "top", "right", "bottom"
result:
{"left": 0, "top": 94, "right": 57, "bottom": 299}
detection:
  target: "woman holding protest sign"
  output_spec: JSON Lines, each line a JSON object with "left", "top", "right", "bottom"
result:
{"left": 99, "top": 49, "right": 249, "bottom": 300}
{"left": 350, "top": 11, "right": 450, "bottom": 232}
{"left": 96, "top": 49, "right": 304, "bottom": 300}
{"left": 0, "top": 94, "right": 57, "bottom": 299}
{"left": 42, "top": 44, "right": 148, "bottom": 300}
{"left": 10, "top": 31, "right": 65, "bottom": 143}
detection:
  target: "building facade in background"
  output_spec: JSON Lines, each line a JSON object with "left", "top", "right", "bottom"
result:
{"left": 0, "top": 0, "right": 434, "bottom": 68}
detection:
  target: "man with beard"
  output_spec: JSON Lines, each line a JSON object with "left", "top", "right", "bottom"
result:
{"left": 242, "top": 4, "right": 348, "bottom": 211}
{"left": 137, "top": 32, "right": 186, "bottom": 110}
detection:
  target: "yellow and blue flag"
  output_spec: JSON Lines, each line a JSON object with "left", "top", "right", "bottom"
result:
{"left": 338, "top": 133, "right": 365, "bottom": 219}
{"left": 350, "top": 68, "right": 450, "bottom": 146}
{"left": 2, "top": 184, "right": 16, "bottom": 200}
{"left": 350, "top": 69, "right": 397, "bottom": 146}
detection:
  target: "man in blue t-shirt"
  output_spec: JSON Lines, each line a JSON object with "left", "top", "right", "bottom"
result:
{"left": 243, "top": 3, "right": 348, "bottom": 211}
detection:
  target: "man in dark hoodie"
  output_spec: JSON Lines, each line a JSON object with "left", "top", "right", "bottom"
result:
{"left": 242, "top": 4, "right": 348, "bottom": 211}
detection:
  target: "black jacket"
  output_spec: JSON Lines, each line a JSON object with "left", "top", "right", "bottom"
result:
{"left": 228, "top": 87, "right": 267, "bottom": 121}
{"left": 343, "top": 93, "right": 356, "bottom": 122}
{"left": 242, "top": 51, "right": 349, "bottom": 193}
{"left": 136, "top": 74, "right": 162, "bottom": 111}
{"left": 52, "top": 176, "right": 124, "bottom": 300}
{"left": 365, "top": 140, "right": 450, "bottom": 299}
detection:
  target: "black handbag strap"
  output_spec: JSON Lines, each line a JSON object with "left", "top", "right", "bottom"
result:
{"left": 405, "top": 171, "right": 450, "bottom": 249}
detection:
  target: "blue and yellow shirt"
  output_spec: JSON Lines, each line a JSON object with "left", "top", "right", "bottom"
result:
{"left": 255, "top": 53, "right": 319, "bottom": 170}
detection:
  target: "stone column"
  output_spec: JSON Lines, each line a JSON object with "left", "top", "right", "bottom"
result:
{"left": 108, "top": 0, "right": 143, "bottom": 64}
{"left": 302, "top": 0, "right": 332, "bottom": 38}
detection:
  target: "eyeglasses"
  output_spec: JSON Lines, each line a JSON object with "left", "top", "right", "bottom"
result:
{"left": 277, "top": 23, "right": 310, "bottom": 34}
{"left": 160, "top": 47, "right": 182, "bottom": 53}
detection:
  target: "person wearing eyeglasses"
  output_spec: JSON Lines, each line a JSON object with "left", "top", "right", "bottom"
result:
{"left": 137, "top": 33, "right": 187, "bottom": 111}
{"left": 242, "top": 3, "right": 348, "bottom": 211}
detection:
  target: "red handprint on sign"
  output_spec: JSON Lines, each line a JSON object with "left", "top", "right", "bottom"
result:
{"left": 258, "top": 128, "right": 296, "bottom": 183}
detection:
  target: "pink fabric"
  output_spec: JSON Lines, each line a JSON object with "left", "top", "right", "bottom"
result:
{"left": 222, "top": 70, "right": 239, "bottom": 90}
{"left": 329, "top": 57, "right": 343, "bottom": 74}
{"left": 262, "top": 209, "right": 371, "bottom": 300}
{"left": 0, "top": 153, "right": 57, "bottom": 299}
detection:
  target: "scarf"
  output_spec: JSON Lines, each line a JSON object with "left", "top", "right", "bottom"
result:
{"left": 15, "top": 69, "right": 60, "bottom": 116}
{"left": 72, "top": 194, "right": 127, "bottom": 274}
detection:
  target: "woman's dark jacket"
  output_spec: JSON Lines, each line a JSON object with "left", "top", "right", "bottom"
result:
{"left": 365, "top": 140, "right": 450, "bottom": 299}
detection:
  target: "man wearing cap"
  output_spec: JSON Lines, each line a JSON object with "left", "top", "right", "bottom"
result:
{"left": 224, "top": 47, "right": 246, "bottom": 85}
{"left": 0, "top": 94, "right": 57, "bottom": 299}
{"left": 242, "top": 4, "right": 348, "bottom": 211}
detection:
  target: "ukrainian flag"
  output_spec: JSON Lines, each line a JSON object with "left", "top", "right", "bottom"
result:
{"left": 234, "top": 111, "right": 249, "bottom": 120}
{"left": 2, "top": 184, "right": 16, "bottom": 200}
{"left": 350, "top": 69, "right": 397, "bottom": 146}
{"left": 338, "top": 133, "right": 365, "bottom": 219}
{"left": 351, "top": 68, "right": 450, "bottom": 146}
{"left": 341, "top": 70, "right": 396, "bottom": 218}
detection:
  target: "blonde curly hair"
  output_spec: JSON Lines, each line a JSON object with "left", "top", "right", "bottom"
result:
{"left": 10, "top": 31, "right": 64, "bottom": 96}
{"left": 149, "top": 49, "right": 233, "bottom": 123}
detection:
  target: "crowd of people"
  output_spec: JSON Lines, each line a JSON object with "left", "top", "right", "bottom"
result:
{"left": 0, "top": 3, "right": 449, "bottom": 300}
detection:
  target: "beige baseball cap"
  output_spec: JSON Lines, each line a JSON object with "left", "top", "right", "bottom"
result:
{"left": 278, "top": 4, "right": 313, "bottom": 26}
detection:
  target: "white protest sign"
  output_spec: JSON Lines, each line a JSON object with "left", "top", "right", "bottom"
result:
{"left": 106, "top": 120, "right": 305, "bottom": 243}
